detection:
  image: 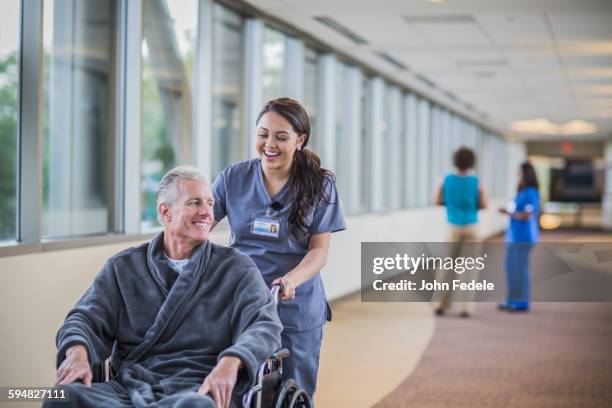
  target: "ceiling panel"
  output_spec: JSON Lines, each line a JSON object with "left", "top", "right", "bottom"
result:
{"left": 244, "top": 0, "right": 612, "bottom": 139}
{"left": 335, "top": 15, "right": 428, "bottom": 47}
{"left": 548, "top": 13, "right": 612, "bottom": 41}
{"left": 409, "top": 20, "right": 492, "bottom": 47}
{"left": 443, "top": 47, "right": 504, "bottom": 64}
{"left": 389, "top": 49, "right": 453, "bottom": 71}
{"left": 566, "top": 67, "right": 612, "bottom": 78}
{"left": 561, "top": 53, "right": 612, "bottom": 70}
{"left": 573, "top": 84, "right": 612, "bottom": 96}
{"left": 503, "top": 48, "right": 559, "bottom": 72}
{"left": 475, "top": 13, "right": 552, "bottom": 46}
{"left": 278, "top": 0, "right": 612, "bottom": 15}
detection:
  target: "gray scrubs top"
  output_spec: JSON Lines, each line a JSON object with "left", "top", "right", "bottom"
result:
{"left": 212, "top": 158, "right": 346, "bottom": 331}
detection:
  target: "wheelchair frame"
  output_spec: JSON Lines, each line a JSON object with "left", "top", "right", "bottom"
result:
{"left": 241, "top": 285, "right": 311, "bottom": 408}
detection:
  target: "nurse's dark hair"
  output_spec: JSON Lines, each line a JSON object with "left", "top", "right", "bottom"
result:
{"left": 518, "top": 161, "right": 539, "bottom": 191}
{"left": 257, "top": 98, "right": 335, "bottom": 239}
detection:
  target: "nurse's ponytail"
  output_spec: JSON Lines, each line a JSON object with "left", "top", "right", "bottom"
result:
{"left": 257, "top": 98, "right": 334, "bottom": 239}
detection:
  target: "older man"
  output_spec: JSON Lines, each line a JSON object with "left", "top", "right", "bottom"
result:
{"left": 46, "top": 166, "right": 282, "bottom": 408}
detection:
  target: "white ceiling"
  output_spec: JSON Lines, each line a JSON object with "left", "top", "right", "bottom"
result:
{"left": 244, "top": 0, "right": 612, "bottom": 141}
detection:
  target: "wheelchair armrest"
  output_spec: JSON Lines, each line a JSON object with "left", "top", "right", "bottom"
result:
{"left": 91, "top": 358, "right": 112, "bottom": 383}
{"left": 92, "top": 362, "right": 105, "bottom": 383}
{"left": 270, "top": 348, "right": 290, "bottom": 360}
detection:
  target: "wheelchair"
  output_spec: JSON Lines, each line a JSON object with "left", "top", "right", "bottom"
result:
{"left": 92, "top": 284, "right": 311, "bottom": 408}
{"left": 241, "top": 347, "right": 310, "bottom": 408}
{"left": 241, "top": 284, "right": 311, "bottom": 408}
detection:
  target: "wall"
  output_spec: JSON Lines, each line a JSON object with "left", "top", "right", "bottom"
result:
{"left": 604, "top": 140, "right": 612, "bottom": 230}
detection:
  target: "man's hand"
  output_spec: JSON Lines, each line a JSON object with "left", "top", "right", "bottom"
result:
{"left": 54, "top": 345, "right": 92, "bottom": 387}
{"left": 198, "top": 356, "right": 242, "bottom": 408}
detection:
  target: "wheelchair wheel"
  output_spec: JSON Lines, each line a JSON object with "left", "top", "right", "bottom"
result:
{"left": 273, "top": 379, "right": 311, "bottom": 408}
{"left": 287, "top": 388, "right": 310, "bottom": 408}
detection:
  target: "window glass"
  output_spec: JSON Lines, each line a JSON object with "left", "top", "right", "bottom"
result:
{"left": 429, "top": 106, "right": 441, "bottom": 192}
{"left": 211, "top": 4, "right": 244, "bottom": 177}
{"left": 396, "top": 91, "right": 406, "bottom": 208}
{"left": 441, "top": 109, "right": 452, "bottom": 176}
{"left": 359, "top": 75, "right": 371, "bottom": 212}
{"left": 304, "top": 47, "right": 320, "bottom": 154}
{"left": 416, "top": 97, "right": 430, "bottom": 206}
{"left": 262, "top": 26, "right": 285, "bottom": 104}
{"left": 381, "top": 83, "right": 391, "bottom": 207}
{"left": 334, "top": 61, "right": 351, "bottom": 209}
{"left": 0, "top": 0, "right": 20, "bottom": 241}
{"left": 404, "top": 93, "right": 418, "bottom": 208}
{"left": 141, "top": 0, "right": 197, "bottom": 230}
{"left": 42, "top": 0, "right": 116, "bottom": 238}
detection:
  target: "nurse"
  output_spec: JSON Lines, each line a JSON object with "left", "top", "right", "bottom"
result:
{"left": 211, "top": 98, "right": 346, "bottom": 400}
{"left": 498, "top": 162, "right": 540, "bottom": 312}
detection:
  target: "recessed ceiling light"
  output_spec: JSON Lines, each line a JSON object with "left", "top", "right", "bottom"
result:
{"left": 510, "top": 118, "right": 597, "bottom": 135}
{"left": 427, "top": 0, "right": 448, "bottom": 4}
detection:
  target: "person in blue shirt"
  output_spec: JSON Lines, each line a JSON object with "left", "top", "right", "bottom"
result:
{"left": 211, "top": 98, "right": 346, "bottom": 401}
{"left": 432, "top": 147, "right": 487, "bottom": 318}
{"left": 498, "top": 162, "right": 540, "bottom": 312}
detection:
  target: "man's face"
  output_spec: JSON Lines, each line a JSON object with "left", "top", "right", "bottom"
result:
{"left": 160, "top": 179, "right": 214, "bottom": 245}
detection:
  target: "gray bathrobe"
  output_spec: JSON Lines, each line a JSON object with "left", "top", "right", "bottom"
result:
{"left": 48, "top": 233, "right": 282, "bottom": 407}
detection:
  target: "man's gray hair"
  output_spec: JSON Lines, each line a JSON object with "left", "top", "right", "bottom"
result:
{"left": 156, "top": 165, "right": 209, "bottom": 223}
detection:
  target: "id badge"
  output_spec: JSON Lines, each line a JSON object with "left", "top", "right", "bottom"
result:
{"left": 251, "top": 216, "right": 280, "bottom": 238}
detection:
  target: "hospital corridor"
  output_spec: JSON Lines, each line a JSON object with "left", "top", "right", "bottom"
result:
{"left": 1, "top": 0, "right": 612, "bottom": 407}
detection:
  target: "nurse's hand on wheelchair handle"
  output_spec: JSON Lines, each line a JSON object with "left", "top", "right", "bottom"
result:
{"left": 55, "top": 344, "right": 92, "bottom": 387}
{"left": 272, "top": 276, "right": 296, "bottom": 301}
{"left": 198, "top": 356, "right": 242, "bottom": 408}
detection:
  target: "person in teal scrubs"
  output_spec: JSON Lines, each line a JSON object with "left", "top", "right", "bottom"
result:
{"left": 433, "top": 147, "right": 487, "bottom": 317}
{"left": 211, "top": 98, "right": 346, "bottom": 400}
{"left": 499, "top": 162, "right": 540, "bottom": 312}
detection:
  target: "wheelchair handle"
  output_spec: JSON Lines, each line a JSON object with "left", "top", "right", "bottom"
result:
{"left": 270, "top": 283, "right": 284, "bottom": 305}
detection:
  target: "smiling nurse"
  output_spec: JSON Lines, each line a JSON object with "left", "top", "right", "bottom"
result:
{"left": 210, "top": 98, "right": 346, "bottom": 401}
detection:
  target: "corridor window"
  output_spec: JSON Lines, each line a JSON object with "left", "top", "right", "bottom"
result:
{"left": 0, "top": 0, "right": 19, "bottom": 241}
{"left": 262, "top": 26, "right": 286, "bottom": 103}
{"left": 429, "top": 106, "right": 442, "bottom": 190}
{"left": 211, "top": 4, "right": 245, "bottom": 177}
{"left": 304, "top": 47, "right": 320, "bottom": 154}
{"left": 404, "top": 93, "right": 418, "bottom": 208}
{"left": 42, "top": 0, "right": 116, "bottom": 238}
{"left": 440, "top": 109, "right": 452, "bottom": 176}
{"left": 416, "top": 97, "right": 430, "bottom": 206}
{"left": 141, "top": 0, "right": 197, "bottom": 230}
{"left": 360, "top": 75, "right": 372, "bottom": 212}
{"left": 396, "top": 90, "right": 406, "bottom": 209}
{"left": 334, "top": 61, "right": 351, "bottom": 208}
{"left": 381, "top": 83, "right": 391, "bottom": 207}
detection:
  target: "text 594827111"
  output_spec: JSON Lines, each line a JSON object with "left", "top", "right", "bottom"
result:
{"left": 1, "top": 387, "right": 68, "bottom": 402}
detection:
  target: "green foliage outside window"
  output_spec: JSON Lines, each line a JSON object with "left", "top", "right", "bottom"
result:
{"left": 0, "top": 52, "right": 18, "bottom": 241}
